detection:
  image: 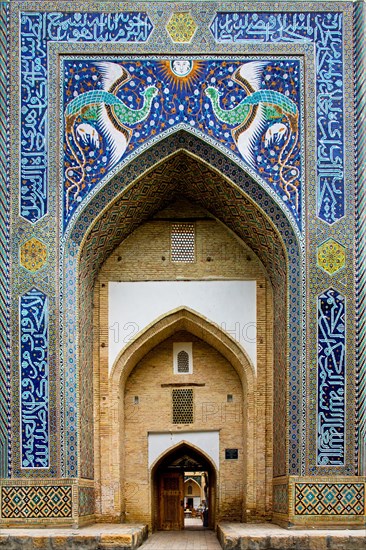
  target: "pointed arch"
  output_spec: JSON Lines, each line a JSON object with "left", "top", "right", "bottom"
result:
{"left": 110, "top": 306, "right": 255, "bottom": 390}
{"left": 150, "top": 440, "right": 218, "bottom": 475}
{"left": 150, "top": 440, "right": 218, "bottom": 530}
{"left": 60, "top": 130, "right": 303, "bottom": 512}
{"left": 107, "top": 308, "right": 255, "bottom": 522}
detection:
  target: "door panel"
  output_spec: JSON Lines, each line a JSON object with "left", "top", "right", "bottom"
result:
{"left": 159, "top": 472, "right": 184, "bottom": 530}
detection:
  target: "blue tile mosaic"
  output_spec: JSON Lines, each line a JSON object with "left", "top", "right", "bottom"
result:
{"left": 0, "top": 0, "right": 10, "bottom": 478}
{"left": 20, "top": 11, "right": 153, "bottom": 223}
{"left": 20, "top": 289, "right": 49, "bottom": 469}
{"left": 1, "top": 1, "right": 357, "bottom": 515}
{"left": 63, "top": 57, "right": 303, "bottom": 229}
{"left": 211, "top": 12, "right": 344, "bottom": 225}
{"left": 317, "top": 288, "right": 345, "bottom": 466}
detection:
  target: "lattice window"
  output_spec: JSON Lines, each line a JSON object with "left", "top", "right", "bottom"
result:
{"left": 173, "top": 343, "right": 193, "bottom": 374}
{"left": 171, "top": 223, "right": 195, "bottom": 262}
{"left": 177, "top": 350, "right": 189, "bottom": 373}
{"left": 172, "top": 389, "right": 193, "bottom": 424}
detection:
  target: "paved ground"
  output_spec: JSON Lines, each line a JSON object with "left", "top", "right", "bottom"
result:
{"left": 184, "top": 518, "right": 206, "bottom": 529}
{"left": 141, "top": 521, "right": 366, "bottom": 550}
{"left": 140, "top": 518, "right": 221, "bottom": 549}
{"left": 139, "top": 530, "right": 221, "bottom": 549}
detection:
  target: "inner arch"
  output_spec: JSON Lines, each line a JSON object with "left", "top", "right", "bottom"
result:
{"left": 110, "top": 307, "right": 255, "bottom": 390}
{"left": 151, "top": 441, "right": 218, "bottom": 530}
{"left": 114, "top": 309, "right": 252, "bottom": 525}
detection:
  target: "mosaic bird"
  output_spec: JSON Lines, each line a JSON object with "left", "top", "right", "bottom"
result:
{"left": 64, "top": 62, "right": 158, "bottom": 210}
{"left": 204, "top": 61, "right": 298, "bottom": 168}
{"left": 65, "top": 62, "right": 158, "bottom": 168}
{"left": 204, "top": 61, "right": 300, "bottom": 209}
{"left": 75, "top": 123, "right": 100, "bottom": 149}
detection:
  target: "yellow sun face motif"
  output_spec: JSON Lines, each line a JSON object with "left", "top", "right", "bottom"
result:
{"left": 157, "top": 60, "right": 205, "bottom": 92}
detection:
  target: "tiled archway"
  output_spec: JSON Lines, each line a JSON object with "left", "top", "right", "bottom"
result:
{"left": 62, "top": 133, "right": 302, "bottom": 510}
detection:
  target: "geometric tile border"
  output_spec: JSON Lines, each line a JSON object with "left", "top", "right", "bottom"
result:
{"left": 295, "top": 483, "right": 365, "bottom": 515}
{"left": 0, "top": 0, "right": 10, "bottom": 479}
{"left": 355, "top": 0, "right": 366, "bottom": 473}
{"left": 1, "top": 485, "right": 72, "bottom": 518}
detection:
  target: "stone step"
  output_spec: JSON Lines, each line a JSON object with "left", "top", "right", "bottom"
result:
{"left": 2, "top": 523, "right": 365, "bottom": 550}
{"left": 0, "top": 523, "right": 148, "bottom": 550}
{"left": 217, "top": 523, "right": 366, "bottom": 550}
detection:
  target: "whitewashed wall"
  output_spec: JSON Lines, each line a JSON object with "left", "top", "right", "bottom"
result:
{"left": 108, "top": 280, "right": 256, "bottom": 373}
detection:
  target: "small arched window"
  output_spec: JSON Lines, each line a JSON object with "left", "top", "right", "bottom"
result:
{"left": 188, "top": 485, "right": 193, "bottom": 495}
{"left": 173, "top": 343, "right": 193, "bottom": 374}
{"left": 177, "top": 350, "right": 190, "bottom": 373}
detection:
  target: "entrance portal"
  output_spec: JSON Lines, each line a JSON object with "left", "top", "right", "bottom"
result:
{"left": 153, "top": 443, "right": 216, "bottom": 531}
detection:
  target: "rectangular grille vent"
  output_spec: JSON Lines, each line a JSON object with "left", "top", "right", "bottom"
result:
{"left": 171, "top": 223, "right": 195, "bottom": 262}
{"left": 172, "top": 389, "right": 193, "bottom": 424}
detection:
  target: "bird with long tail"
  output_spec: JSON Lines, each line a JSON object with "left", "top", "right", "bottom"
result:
{"left": 64, "top": 62, "right": 158, "bottom": 211}
{"left": 204, "top": 61, "right": 300, "bottom": 210}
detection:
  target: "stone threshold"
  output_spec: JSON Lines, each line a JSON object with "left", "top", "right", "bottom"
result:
{"left": 217, "top": 523, "right": 366, "bottom": 550}
{"left": 1, "top": 523, "right": 365, "bottom": 550}
{"left": 0, "top": 523, "right": 148, "bottom": 550}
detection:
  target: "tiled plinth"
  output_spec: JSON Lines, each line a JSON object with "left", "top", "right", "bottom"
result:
{"left": 0, "top": 523, "right": 148, "bottom": 550}
{"left": 272, "top": 476, "right": 366, "bottom": 529}
{"left": 217, "top": 523, "right": 366, "bottom": 550}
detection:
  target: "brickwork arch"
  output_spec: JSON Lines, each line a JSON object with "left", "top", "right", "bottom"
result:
{"left": 103, "top": 308, "right": 255, "bottom": 523}
{"left": 110, "top": 307, "right": 255, "bottom": 387}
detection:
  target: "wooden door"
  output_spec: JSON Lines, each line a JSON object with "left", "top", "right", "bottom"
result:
{"left": 159, "top": 471, "right": 184, "bottom": 530}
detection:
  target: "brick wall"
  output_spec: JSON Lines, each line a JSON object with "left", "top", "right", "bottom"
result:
{"left": 124, "top": 331, "right": 244, "bottom": 523}
{"left": 93, "top": 200, "right": 274, "bottom": 524}
{"left": 100, "top": 199, "right": 265, "bottom": 281}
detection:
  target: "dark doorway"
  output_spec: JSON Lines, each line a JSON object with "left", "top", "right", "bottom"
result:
{"left": 153, "top": 443, "right": 216, "bottom": 531}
